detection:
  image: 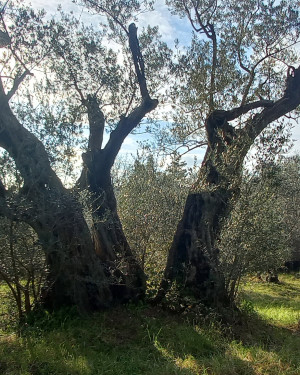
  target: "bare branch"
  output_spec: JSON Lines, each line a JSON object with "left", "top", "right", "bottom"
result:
{"left": 175, "top": 141, "right": 207, "bottom": 159}
{"left": 183, "top": 2, "right": 201, "bottom": 32}
{"left": 69, "top": 67, "right": 86, "bottom": 104}
{"left": 83, "top": 0, "right": 129, "bottom": 35}
{"left": 208, "top": 23, "right": 217, "bottom": 111}
{"left": 226, "top": 99, "right": 274, "bottom": 122}
{"left": 190, "top": 3, "right": 217, "bottom": 111}
{"left": 128, "top": 23, "right": 149, "bottom": 100}
{"left": 0, "top": 0, "right": 10, "bottom": 14}
{"left": 240, "top": 39, "right": 299, "bottom": 105}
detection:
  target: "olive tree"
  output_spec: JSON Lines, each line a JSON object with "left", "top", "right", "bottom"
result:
{"left": 0, "top": 218, "right": 46, "bottom": 319}
{"left": 0, "top": 0, "right": 170, "bottom": 311}
{"left": 277, "top": 155, "right": 300, "bottom": 270}
{"left": 156, "top": 0, "right": 300, "bottom": 306}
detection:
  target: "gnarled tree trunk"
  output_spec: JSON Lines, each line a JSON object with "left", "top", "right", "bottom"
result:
{"left": 0, "top": 95, "right": 113, "bottom": 311}
{"left": 31, "top": 191, "right": 113, "bottom": 311}
{"left": 157, "top": 67, "right": 300, "bottom": 305}
{"left": 79, "top": 164, "right": 147, "bottom": 303}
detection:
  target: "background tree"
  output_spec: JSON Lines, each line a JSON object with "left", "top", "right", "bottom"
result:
{"left": 219, "top": 163, "right": 291, "bottom": 302}
{"left": 0, "top": 0, "right": 168, "bottom": 311}
{"left": 277, "top": 155, "right": 300, "bottom": 271}
{"left": 156, "top": 0, "right": 300, "bottom": 305}
{"left": 115, "top": 153, "right": 191, "bottom": 294}
{"left": 0, "top": 218, "right": 46, "bottom": 319}
{"left": 0, "top": 151, "right": 46, "bottom": 318}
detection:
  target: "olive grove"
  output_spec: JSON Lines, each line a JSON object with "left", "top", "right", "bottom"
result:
{"left": 0, "top": 0, "right": 300, "bottom": 313}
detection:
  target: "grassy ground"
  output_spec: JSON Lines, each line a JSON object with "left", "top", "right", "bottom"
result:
{"left": 241, "top": 274, "right": 300, "bottom": 327}
{"left": 0, "top": 274, "right": 299, "bottom": 375}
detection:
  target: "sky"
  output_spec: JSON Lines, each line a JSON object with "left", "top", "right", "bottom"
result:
{"left": 20, "top": 0, "right": 300, "bottom": 165}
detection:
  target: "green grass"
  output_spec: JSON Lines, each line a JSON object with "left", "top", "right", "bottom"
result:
{"left": 0, "top": 274, "right": 299, "bottom": 375}
{"left": 0, "top": 284, "right": 19, "bottom": 334}
{"left": 241, "top": 273, "right": 300, "bottom": 327}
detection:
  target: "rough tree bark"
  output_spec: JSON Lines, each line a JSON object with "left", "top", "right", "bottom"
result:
{"left": 156, "top": 66, "right": 300, "bottom": 306}
{"left": 0, "top": 92, "right": 113, "bottom": 311}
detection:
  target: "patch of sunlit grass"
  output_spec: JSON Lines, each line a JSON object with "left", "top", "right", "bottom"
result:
{"left": 241, "top": 273, "right": 300, "bottom": 327}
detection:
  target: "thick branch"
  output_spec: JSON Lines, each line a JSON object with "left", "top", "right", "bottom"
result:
{"left": 225, "top": 99, "right": 274, "bottom": 121}
{"left": 204, "top": 100, "right": 275, "bottom": 156}
{"left": 0, "top": 90, "right": 64, "bottom": 192}
{"left": 77, "top": 22, "right": 156, "bottom": 185}
{"left": 103, "top": 98, "right": 158, "bottom": 169}
{"left": 0, "top": 29, "right": 10, "bottom": 47}
{"left": 241, "top": 68, "right": 255, "bottom": 106}
{"left": 95, "top": 23, "right": 158, "bottom": 170}
{"left": 244, "top": 65, "right": 300, "bottom": 140}
{"left": 0, "top": 176, "right": 6, "bottom": 197}
{"left": 86, "top": 94, "right": 105, "bottom": 151}
{"left": 128, "top": 23, "right": 149, "bottom": 100}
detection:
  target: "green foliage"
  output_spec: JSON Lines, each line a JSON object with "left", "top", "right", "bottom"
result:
{"left": 219, "top": 160, "right": 294, "bottom": 300}
{"left": 0, "top": 218, "right": 46, "bottom": 319}
{"left": 0, "top": 0, "right": 170, "bottom": 182}
{"left": 277, "top": 155, "right": 300, "bottom": 263}
{"left": 239, "top": 300, "right": 256, "bottom": 316}
{"left": 23, "top": 306, "right": 80, "bottom": 334}
{"left": 115, "top": 154, "right": 191, "bottom": 293}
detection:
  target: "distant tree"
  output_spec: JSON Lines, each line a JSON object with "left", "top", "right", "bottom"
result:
{"left": 219, "top": 164, "right": 291, "bottom": 301}
{"left": 0, "top": 218, "right": 46, "bottom": 319}
{"left": 115, "top": 154, "right": 190, "bottom": 293}
{"left": 277, "top": 155, "right": 300, "bottom": 270}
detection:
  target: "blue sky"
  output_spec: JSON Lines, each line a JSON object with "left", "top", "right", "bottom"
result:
{"left": 23, "top": 0, "right": 300, "bottom": 164}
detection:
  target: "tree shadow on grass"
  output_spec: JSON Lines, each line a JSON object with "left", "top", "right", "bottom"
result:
{"left": 227, "top": 307, "right": 300, "bottom": 373}
{"left": 1, "top": 304, "right": 300, "bottom": 375}
{"left": 0, "top": 306, "right": 258, "bottom": 375}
